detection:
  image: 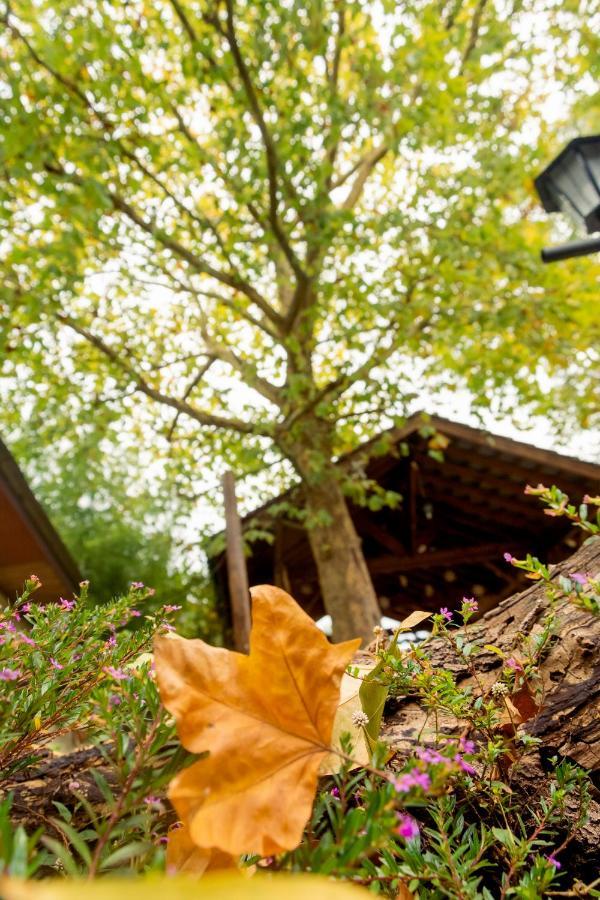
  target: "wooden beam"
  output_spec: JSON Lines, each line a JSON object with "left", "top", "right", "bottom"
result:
{"left": 223, "top": 471, "right": 251, "bottom": 653}
{"left": 368, "top": 542, "right": 519, "bottom": 575}
{"left": 408, "top": 461, "right": 419, "bottom": 554}
{"left": 353, "top": 512, "right": 407, "bottom": 556}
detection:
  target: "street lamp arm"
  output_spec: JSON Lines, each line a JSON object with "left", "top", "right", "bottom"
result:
{"left": 541, "top": 234, "right": 600, "bottom": 263}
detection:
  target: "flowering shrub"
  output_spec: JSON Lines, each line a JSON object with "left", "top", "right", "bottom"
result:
{"left": 1, "top": 486, "right": 599, "bottom": 899}
{"left": 0, "top": 579, "right": 187, "bottom": 877}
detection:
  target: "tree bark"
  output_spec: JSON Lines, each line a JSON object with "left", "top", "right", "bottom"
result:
{"left": 301, "top": 467, "right": 381, "bottom": 644}
{"left": 380, "top": 535, "right": 600, "bottom": 875}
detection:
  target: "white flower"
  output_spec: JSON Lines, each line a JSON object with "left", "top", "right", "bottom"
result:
{"left": 351, "top": 710, "right": 370, "bottom": 727}
{"left": 491, "top": 681, "right": 510, "bottom": 697}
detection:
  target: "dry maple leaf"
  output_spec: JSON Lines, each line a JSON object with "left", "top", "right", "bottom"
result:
{"left": 154, "top": 585, "right": 360, "bottom": 857}
{"left": 166, "top": 825, "right": 237, "bottom": 876}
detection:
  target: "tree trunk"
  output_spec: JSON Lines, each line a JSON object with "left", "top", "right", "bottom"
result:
{"left": 302, "top": 469, "right": 381, "bottom": 644}
{"left": 380, "top": 535, "right": 600, "bottom": 875}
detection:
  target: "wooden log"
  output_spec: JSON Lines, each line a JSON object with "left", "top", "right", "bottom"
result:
{"left": 381, "top": 535, "right": 600, "bottom": 874}
{"left": 223, "top": 470, "right": 251, "bottom": 653}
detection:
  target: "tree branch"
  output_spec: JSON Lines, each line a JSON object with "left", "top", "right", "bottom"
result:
{"left": 459, "top": 0, "right": 488, "bottom": 74}
{"left": 220, "top": 0, "right": 307, "bottom": 282}
{"left": 6, "top": 14, "right": 286, "bottom": 332}
{"left": 342, "top": 145, "right": 389, "bottom": 210}
{"left": 167, "top": 0, "right": 199, "bottom": 43}
{"left": 55, "top": 313, "right": 274, "bottom": 437}
{"left": 166, "top": 356, "right": 216, "bottom": 441}
{"left": 280, "top": 283, "right": 422, "bottom": 431}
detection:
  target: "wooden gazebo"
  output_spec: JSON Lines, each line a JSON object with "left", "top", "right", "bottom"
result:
{"left": 0, "top": 436, "right": 80, "bottom": 603}
{"left": 210, "top": 415, "right": 600, "bottom": 626}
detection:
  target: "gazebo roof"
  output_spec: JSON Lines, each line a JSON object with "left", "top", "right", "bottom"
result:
{"left": 0, "top": 437, "right": 81, "bottom": 603}
{"left": 210, "top": 414, "right": 600, "bottom": 624}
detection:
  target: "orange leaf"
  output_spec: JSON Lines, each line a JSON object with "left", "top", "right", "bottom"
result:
{"left": 395, "top": 883, "right": 415, "bottom": 900}
{"left": 166, "top": 825, "right": 238, "bottom": 875}
{"left": 155, "top": 585, "right": 360, "bottom": 858}
{"left": 510, "top": 681, "right": 540, "bottom": 723}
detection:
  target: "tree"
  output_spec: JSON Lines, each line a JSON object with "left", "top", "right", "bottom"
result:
{"left": 0, "top": 0, "right": 598, "bottom": 641}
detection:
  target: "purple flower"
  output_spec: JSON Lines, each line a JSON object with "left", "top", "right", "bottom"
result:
{"left": 20, "top": 603, "right": 31, "bottom": 613}
{"left": 105, "top": 635, "right": 117, "bottom": 649}
{"left": 0, "top": 667, "right": 21, "bottom": 681}
{"left": 504, "top": 553, "right": 516, "bottom": 564}
{"left": 0, "top": 621, "right": 16, "bottom": 633}
{"left": 330, "top": 787, "right": 340, "bottom": 798}
{"left": 131, "top": 582, "right": 144, "bottom": 589}
{"left": 455, "top": 754, "right": 476, "bottom": 775}
{"left": 570, "top": 573, "right": 588, "bottom": 586}
{"left": 59, "top": 597, "right": 76, "bottom": 611}
{"left": 459, "top": 737, "right": 477, "bottom": 754}
{"left": 439, "top": 607, "right": 452, "bottom": 621}
{"left": 396, "top": 814, "right": 420, "bottom": 841}
{"left": 545, "top": 854, "right": 561, "bottom": 869}
{"left": 144, "top": 795, "right": 162, "bottom": 806}
{"left": 104, "top": 666, "right": 129, "bottom": 681}
{"left": 108, "top": 694, "right": 122, "bottom": 707}
{"left": 50, "top": 658, "right": 64, "bottom": 670}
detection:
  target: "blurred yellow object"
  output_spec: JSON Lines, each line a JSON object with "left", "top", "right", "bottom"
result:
{"left": 0, "top": 873, "right": 371, "bottom": 900}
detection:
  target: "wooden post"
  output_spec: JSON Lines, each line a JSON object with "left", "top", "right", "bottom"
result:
{"left": 223, "top": 470, "right": 251, "bottom": 653}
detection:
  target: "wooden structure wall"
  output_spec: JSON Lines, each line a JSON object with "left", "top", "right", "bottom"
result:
{"left": 210, "top": 416, "right": 600, "bottom": 625}
{"left": 0, "top": 437, "right": 81, "bottom": 603}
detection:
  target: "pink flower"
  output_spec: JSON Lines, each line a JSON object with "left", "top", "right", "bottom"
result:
{"left": 462, "top": 597, "right": 478, "bottom": 613}
{"left": 18, "top": 633, "right": 36, "bottom": 647}
{"left": 50, "top": 658, "right": 63, "bottom": 670}
{"left": 0, "top": 667, "right": 21, "bottom": 681}
{"left": 104, "top": 666, "right": 129, "bottom": 681}
{"left": 59, "top": 598, "right": 76, "bottom": 611}
{"left": 105, "top": 635, "right": 117, "bottom": 649}
{"left": 504, "top": 553, "right": 515, "bottom": 564}
{"left": 439, "top": 607, "right": 452, "bottom": 621}
{"left": 455, "top": 754, "right": 476, "bottom": 775}
{"left": 416, "top": 747, "right": 451, "bottom": 765}
{"left": 20, "top": 603, "right": 31, "bottom": 613}
{"left": 144, "top": 795, "right": 162, "bottom": 806}
{"left": 108, "top": 694, "right": 122, "bottom": 707}
{"left": 545, "top": 854, "right": 561, "bottom": 869}
{"left": 163, "top": 605, "right": 182, "bottom": 613}
{"left": 130, "top": 609, "right": 142, "bottom": 617}
{"left": 570, "top": 573, "right": 588, "bottom": 586}
{"left": 131, "top": 582, "right": 144, "bottom": 589}
{"left": 396, "top": 814, "right": 420, "bottom": 841}
{"left": 505, "top": 657, "right": 524, "bottom": 673}
{"left": 393, "top": 769, "right": 432, "bottom": 792}
{"left": 28, "top": 575, "right": 42, "bottom": 587}
{"left": 0, "top": 621, "right": 16, "bottom": 633}
{"left": 459, "top": 737, "right": 477, "bottom": 754}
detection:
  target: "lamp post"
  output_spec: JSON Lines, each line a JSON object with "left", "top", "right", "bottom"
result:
{"left": 534, "top": 135, "right": 600, "bottom": 262}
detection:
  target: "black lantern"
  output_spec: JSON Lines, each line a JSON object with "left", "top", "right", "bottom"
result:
{"left": 534, "top": 135, "right": 600, "bottom": 262}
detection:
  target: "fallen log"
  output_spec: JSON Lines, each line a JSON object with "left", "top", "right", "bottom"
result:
{"left": 382, "top": 535, "right": 600, "bottom": 879}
